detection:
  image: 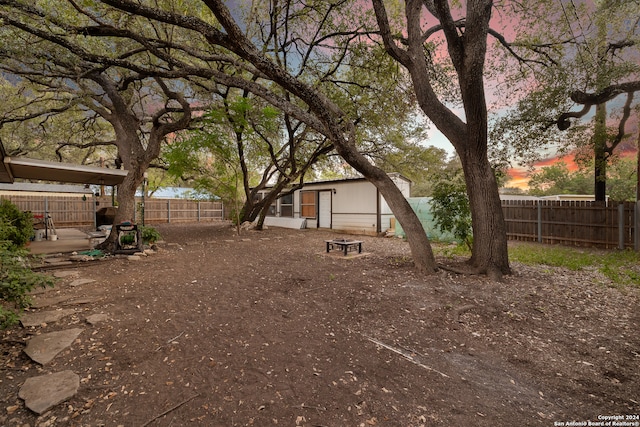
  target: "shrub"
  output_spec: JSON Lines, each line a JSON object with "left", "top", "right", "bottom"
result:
{"left": 140, "top": 225, "right": 162, "bottom": 244}
{"left": 0, "top": 201, "right": 55, "bottom": 328}
{"left": 429, "top": 172, "right": 473, "bottom": 250}
{"left": 0, "top": 199, "right": 34, "bottom": 248}
{"left": 0, "top": 239, "right": 55, "bottom": 329}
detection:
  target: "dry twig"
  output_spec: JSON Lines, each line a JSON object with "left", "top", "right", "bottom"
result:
{"left": 364, "top": 335, "right": 450, "bottom": 378}
{"left": 141, "top": 393, "right": 200, "bottom": 427}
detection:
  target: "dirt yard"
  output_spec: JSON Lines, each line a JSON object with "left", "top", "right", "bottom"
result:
{"left": 1, "top": 222, "right": 639, "bottom": 427}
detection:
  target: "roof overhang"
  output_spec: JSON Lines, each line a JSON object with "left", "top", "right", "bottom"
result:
{"left": 1, "top": 156, "right": 128, "bottom": 186}
{"left": 0, "top": 182, "right": 97, "bottom": 194}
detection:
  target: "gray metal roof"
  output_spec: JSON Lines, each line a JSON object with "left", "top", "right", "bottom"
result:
{"left": 1, "top": 147, "right": 127, "bottom": 186}
{"left": 0, "top": 182, "right": 96, "bottom": 194}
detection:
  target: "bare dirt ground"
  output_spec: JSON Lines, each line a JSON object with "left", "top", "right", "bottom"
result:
{"left": 1, "top": 222, "right": 639, "bottom": 427}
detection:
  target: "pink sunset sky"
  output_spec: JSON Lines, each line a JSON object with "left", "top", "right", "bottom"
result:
{"left": 224, "top": 0, "right": 638, "bottom": 190}
{"left": 413, "top": 0, "right": 639, "bottom": 190}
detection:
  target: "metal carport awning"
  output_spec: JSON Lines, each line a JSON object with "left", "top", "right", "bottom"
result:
{"left": 1, "top": 148, "right": 128, "bottom": 186}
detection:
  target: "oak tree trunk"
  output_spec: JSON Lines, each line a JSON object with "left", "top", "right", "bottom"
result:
{"left": 593, "top": 103, "right": 608, "bottom": 202}
{"left": 371, "top": 0, "right": 511, "bottom": 277}
{"left": 460, "top": 148, "right": 511, "bottom": 277}
{"left": 97, "top": 169, "right": 144, "bottom": 253}
{"left": 334, "top": 145, "right": 438, "bottom": 275}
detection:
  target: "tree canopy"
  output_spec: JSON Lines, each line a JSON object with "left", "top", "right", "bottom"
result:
{"left": 489, "top": 0, "right": 640, "bottom": 200}
{"left": 0, "top": 0, "right": 439, "bottom": 272}
{"left": 528, "top": 157, "right": 637, "bottom": 201}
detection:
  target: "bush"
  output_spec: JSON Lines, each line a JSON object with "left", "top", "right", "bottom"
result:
{"left": 140, "top": 225, "right": 162, "bottom": 244}
{"left": 0, "top": 240, "right": 55, "bottom": 329}
{"left": 429, "top": 172, "right": 473, "bottom": 250}
{"left": 0, "top": 199, "right": 34, "bottom": 248}
{"left": 0, "top": 201, "right": 54, "bottom": 328}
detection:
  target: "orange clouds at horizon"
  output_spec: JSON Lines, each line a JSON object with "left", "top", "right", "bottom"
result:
{"left": 506, "top": 150, "right": 637, "bottom": 190}
{"left": 505, "top": 156, "right": 576, "bottom": 190}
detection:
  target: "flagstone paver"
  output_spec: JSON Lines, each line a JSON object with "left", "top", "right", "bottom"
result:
{"left": 19, "top": 370, "right": 80, "bottom": 414}
{"left": 20, "top": 309, "right": 76, "bottom": 328}
{"left": 62, "top": 297, "right": 102, "bottom": 306}
{"left": 31, "top": 294, "right": 75, "bottom": 308}
{"left": 23, "top": 328, "right": 84, "bottom": 365}
{"left": 52, "top": 270, "right": 79, "bottom": 278}
{"left": 85, "top": 313, "right": 108, "bottom": 325}
{"left": 69, "top": 278, "right": 96, "bottom": 287}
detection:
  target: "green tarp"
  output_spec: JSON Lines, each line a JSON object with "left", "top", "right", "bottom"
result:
{"left": 394, "top": 197, "right": 458, "bottom": 243}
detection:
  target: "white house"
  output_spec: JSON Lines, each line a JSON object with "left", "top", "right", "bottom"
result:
{"left": 260, "top": 173, "right": 411, "bottom": 236}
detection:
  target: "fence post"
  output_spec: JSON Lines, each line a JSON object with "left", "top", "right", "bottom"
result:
{"left": 197, "top": 201, "right": 201, "bottom": 222}
{"left": 43, "top": 197, "right": 49, "bottom": 239}
{"left": 93, "top": 195, "right": 97, "bottom": 230}
{"left": 537, "top": 201, "right": 542, "bottom": 243}
{"left": 167, "top": 199, "right": 171, "bottom": 223}
{"left": 619, "top": 203, "right": 625, "bottom": 250}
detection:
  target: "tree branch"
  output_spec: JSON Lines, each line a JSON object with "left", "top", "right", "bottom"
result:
{"left": 371, "top": 0, "right": 411, "bottom": 65}
{"left": 557, "top": 81, "right": 640, "bottom": 130}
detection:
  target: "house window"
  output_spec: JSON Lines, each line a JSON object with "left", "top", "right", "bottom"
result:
{"left": 300, "top": 191, "right": 316, "bottom": 218}
{"left": 280, "top": 193, "right": 293, "bottom": 217}
{"left": 253, "top": 191, "right": 276, "bottom": 216}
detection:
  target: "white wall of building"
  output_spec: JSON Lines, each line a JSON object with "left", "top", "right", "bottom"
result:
{"left": 263, "top": 174, "right": 411, "bottom": 235}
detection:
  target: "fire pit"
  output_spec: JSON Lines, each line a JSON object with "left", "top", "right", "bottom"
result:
{"left": 325, "top": 238, "right": 363, "bottom": 256}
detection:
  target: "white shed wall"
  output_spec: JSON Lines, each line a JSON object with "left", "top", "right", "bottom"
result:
{"left": 389, "top": 174, "right": 412, "bottom": 197}
{"left": 332, "top": 181, "right": 377, "bottom": 213}
{"left": 380, "top": 175, "right": 411, "bottom": 216}
{"left": 326, "top": 181, "right": 377, "bottom": 234}
{"left": 265, "top": 174, "right": 411, "bottom": 236}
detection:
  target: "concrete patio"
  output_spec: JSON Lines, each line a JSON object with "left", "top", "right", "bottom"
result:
{"left": 28, "top": 228, "right": 98, "bottom": 255}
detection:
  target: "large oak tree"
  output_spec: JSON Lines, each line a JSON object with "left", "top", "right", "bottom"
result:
{"left": 0, "top": 2, "right": 201, "bottom": 250}
{"left": 490, "top": 0, "right": 640, "bottom": 202}
{"left": 80, "top": 0, "right": 440, "bottom": 273}
{"left": 372, "top": 0, "right": 511, "bottom": 276}
{"left": 0, "top": 0, "right": 439, "bottom": 272}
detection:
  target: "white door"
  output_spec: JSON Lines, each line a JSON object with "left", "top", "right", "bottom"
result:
{"left": 318, "top": 191, "right": 332, "bottom": 228}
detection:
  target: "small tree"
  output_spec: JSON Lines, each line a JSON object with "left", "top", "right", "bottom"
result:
{"left": 527, "top": 163, "right": 592, "bottom": 197}
{"left": 0, "top": 200, "right": 34, "bottom": 249}
{"left": 0, "top": 201, "right": 54, "bottom": 328}
{"left": 430, "top": 172, "right": 473, "bottom": 251}
{"left": 166, "top": 123, "right": 246, "bottom": 234}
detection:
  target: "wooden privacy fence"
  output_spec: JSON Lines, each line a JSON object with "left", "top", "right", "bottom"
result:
{"left": 502, "top": 200, "right": 638, "bottom": 250}
{"left": 5, "top": 193, "right": 638, "bottom": 249}
{"left": 1, "top": 194, "right": 97, "bottom": 227}
{"left": 0, "top": 194, "right": 224, "bottom": 228}
{"left": 139, "top": 199, "right": 223, "bottom": 224}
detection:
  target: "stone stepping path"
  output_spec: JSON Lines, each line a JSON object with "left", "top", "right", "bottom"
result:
{"left": 14, "top": 261, "right": 120, "bottom": 415}
{"left": 16, "top": 250, "right": 154, "bottom": 414}
{"left": 19, "top": 371, "right": 80, "bottom": 415}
